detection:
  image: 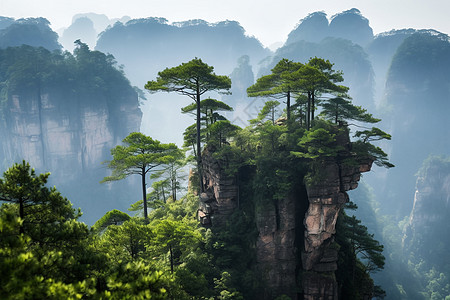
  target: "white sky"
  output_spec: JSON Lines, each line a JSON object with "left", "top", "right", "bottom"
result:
{"left": 1, "top": 0, "right": 449, "bottom": 47}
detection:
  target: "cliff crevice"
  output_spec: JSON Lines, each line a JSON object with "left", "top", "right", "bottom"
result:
{"left": 200, "top": 130, "right": 373, "bottom": 299}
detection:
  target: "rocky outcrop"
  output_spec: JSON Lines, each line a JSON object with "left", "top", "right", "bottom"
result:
{"left": 199, "top": 130, "right": 373, "bottom": 299}
{"left": 1, "top": 90, "right": 141, "bottom": 182}
{"left": 198, "top": 147, "right": 239, "bottom": 227}
{"left": 402, "top": 156, "right": 450, "bottom": 267}
{"left": 0, "top": 45, "right": 142, "bottom": 224}
{"left": 255, "top": 194, "right": 298, "bottom": 299}
{"left": 302, "top": 156, "right": 372, "bottom": 299}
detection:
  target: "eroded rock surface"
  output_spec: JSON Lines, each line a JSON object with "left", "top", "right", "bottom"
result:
{"left": 402, "top": 157, "right": 450, "bottom": 268}
{"left": 302, "top": 137, "right": 373, "bottom": 299}
{"left": 255, "top": 194, "right": 298, "bottom": 299}
{"left": 198, "top": 147, "right": 239, "bottom": 227}
{"left": 1, "top": 91, "right": 141, "bottom": 182}
{"left": 199, "top": 131, "right": 373, "bottom": 299}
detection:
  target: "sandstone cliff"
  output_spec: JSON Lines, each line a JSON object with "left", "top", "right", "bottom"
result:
{"left": 1, "top": 90, "right": 141, "bottom": 181}
{"left": 0, "top": 45, "right": 142, "bottom": 223}
{"left": 302, "top": 155, "right": 372, "bottom": 299}
{"left": 199, "top": 130, "right": 373, "bottom": 299}
{"left": 198, "top": 147, "right": 239, "bottom": 227}
{"left": 402, "top": 156, "right": 450, "bottom": 268}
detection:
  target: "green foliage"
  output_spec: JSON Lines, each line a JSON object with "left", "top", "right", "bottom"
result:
{"left": 320, "top": 95, "right": 381, "bottom": 124}
{"left": 247, "top": 58, "right": 303, "bottom": 119}
{"left": 181, "top": 97, "right": 233, "bottom": 145}
{"left": 336, "top": 203, "right": 386, "bottom": 299}
{"left": 354, "top": 127, "right": 392, "bottom": 143}
{"left": 102, "top": 132, "right": 180, "bottom": 181}
{"left": 97, "top": 218, "right": 150, "bottom": 262}
{"left": 214, "top": 271, "right": 244, "bottom": 300}
{"left": 298, "top": 57, "right": 348, "bottom": 128}
{"left": 0, "top": 160, "right": 84, "bottom": 249}
{"left": 0, "top": 43, "right": 140, "bottom": 137}
{"left": 0, "top": 160, "right": 51, "bottom": 218}
{"left": 148, "top": 218, "right": 202, "bottom": 273}
{"left": 145, "top": 57, "right": 231, "bottom": 99}
{"left": 205, "top": 209, "right": 260, "bottom": 299}
{"left": 208, "top": 120, "right": 241, "bottom": 148}
{"left": 352, "top": 141, "right": 394, "bottom": 169}
{"left": 0, "top": 162, "right": 109, "bottom": 299}
{"left": 247, "top": 59, "right": 303, "bottom": 98}
{"left": 92, "top": 209, "right": 131, "bottom": 233}
{"left": 0, "top": 54, "right": 395, "bottom": 299}
{"left": 148, "top": 179, "right": 171, "bottom": 203}
{"left": 182, "top": 97, "right": 233, "bottom": 116}
{"left": 150, "top": 152, "right": 187, "bottom": 201}
{"left": 351, "top": 127, "right": 394, "bottom": 169}
{"left": 145, "top": 57, "right": 231, "bottom": 192}
{"left": 101, "top": 260, "right": 169, "bottom": 299}
{"left": 293, "top": 127, "right": 342, "bottom": 160}
{"left": 183, "top": 123, "right": 200, "bottom": 156}
{"left": 251, "top": 100, "right": 282, "bottom": 125}
{"left": 102, "top": 132, "right": 181, "bottom": 219}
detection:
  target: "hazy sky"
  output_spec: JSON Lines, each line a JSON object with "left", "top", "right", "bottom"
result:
{"left": 1, "top": 0, "right": 449, "bottom": 47}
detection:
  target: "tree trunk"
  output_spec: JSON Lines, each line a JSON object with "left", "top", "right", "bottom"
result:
{"left": 300, "top": 107, "right": 303, "bottom": 127}
{"left": 335, "top": 103, "right": 339, "bottom": 124}
{"left": 311, "top": 91, "right": 315, "bottom": 124}
{"left": 307, "top": 91, "right": 311, "bottom": 129}
{"left": 19, "top": 198, "right": 24, "bottom": 234}
{"left": 172, "top": 170, "right": 177, "bottom": 201}
{"left": 169, "top": 245, "right": 174, "bottom": 273}
{"left": 271, "top": 107, "right": 275, "bottom": 125}
{"left": 196, "top": 82, "right": 204, "bottom": 193}
{"left": 196, "top": 83, "right": 204, "bottom": 193}
{"left": 287, "top": 91, "right": 291, "bottom": 120}
{"left": 142, "top": 167, "right": 148, "bottom": 221}
{"left": 205, "top": 108, "right": 209, "bottom": 140}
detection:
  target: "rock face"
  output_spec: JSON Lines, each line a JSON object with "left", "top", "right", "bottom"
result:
{"left": 378, "top": 30, "right": 450, "bottom": 217}
{"left": 402, "top": 157, "right": 450, "bottom": 268}
{"left": 1, "top": 91, "right": 141, "bottom": 181}
{"left": 255, "top": 193, "right": 299, "bottom": 299}
{"left": 0, "top": 45, "right": 142, "bottom": 223}
{"left": 302, "top": 156, "right": 372, "bottom": 299}
{"left": 198, "top": 147, "right": 239, "bottom": 227}
{"left": 200, "top": 131, "right": 373, "bottom": 299}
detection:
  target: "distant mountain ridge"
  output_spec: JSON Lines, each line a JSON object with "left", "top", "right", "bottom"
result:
{"left": 95, "top": 17, "right": 271, "bottom": 86}
{"left": 0, "top": 42, "right": 141, "bottom": 224}
{"left": 285, "top": 8, "right": 373, "bottom": 47}
{"left": 1, "top": 14, "right": 450, "bottom": 298}
{"left": 0, "top": 17, "right": 60, "bottom": 50}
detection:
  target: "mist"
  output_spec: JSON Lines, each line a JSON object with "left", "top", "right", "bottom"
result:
{"left": 0, "top": 7, "right": 449, "bottom": 299}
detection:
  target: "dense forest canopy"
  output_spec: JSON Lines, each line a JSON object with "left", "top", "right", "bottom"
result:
{"left": 0, "top": 41, "right": 143, "bottom": 224}
{"left": 0, "top": 8, "right": 449, "bottom": 299}
{"left": 0, "top": 53, "right": 392, "bottom": 299}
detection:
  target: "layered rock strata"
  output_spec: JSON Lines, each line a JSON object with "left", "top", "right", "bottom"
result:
{"left": 402, "top": 157, "right": 450, "bottom": 267}
{"left": 302, "top": 157, "right": 372, "bottom": 299}
{"left": 198, "top": 147, "right": 239, "bottom": 227}
{"left": 199, "top": 131, "right": 373, "bottom": 299}
{"left": 255, "top": 194, "right": 298, "bottom": 299}
{"left": 1, "top": 90, "right": 141, "bottom": 182}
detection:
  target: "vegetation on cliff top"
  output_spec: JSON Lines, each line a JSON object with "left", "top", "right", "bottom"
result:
{"left": 0, "top": 55, "right": 392, "bottom": 299}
